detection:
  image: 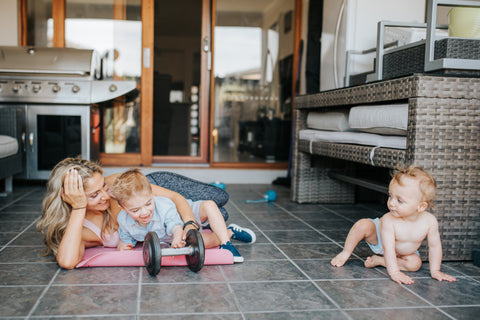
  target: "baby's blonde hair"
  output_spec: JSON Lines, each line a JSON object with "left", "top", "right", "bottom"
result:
{"left": 392, "top": 165, "right": 436, "bottom": 209}
{"left": 110, "top": 168, "right": 152, "bottom": 204}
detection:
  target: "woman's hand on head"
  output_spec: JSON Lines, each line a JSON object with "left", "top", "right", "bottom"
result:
{"left": 61, "top": 169, "right": 87, "bottom": 209}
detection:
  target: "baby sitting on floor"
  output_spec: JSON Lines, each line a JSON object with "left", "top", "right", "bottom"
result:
{"left": 331, "top": 166, "right": 456, "bottom": 285}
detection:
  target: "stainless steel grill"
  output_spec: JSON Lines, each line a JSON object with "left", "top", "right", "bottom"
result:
{"left": 0, "top": 46, "right": 136, "bottom": 104}
{"left": 0, "top": 46, "right": 137, "bottom": 180}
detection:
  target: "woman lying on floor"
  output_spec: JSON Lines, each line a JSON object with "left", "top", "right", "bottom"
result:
{"left": 36, "top": 157, "right": 255, "bottom": 269}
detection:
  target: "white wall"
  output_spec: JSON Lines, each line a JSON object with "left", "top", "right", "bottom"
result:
{"left": 320, "top": 0, "right": 426, "bottom": 91}
{"left": 0, "top": 0, "right": 18, "bottom": 46}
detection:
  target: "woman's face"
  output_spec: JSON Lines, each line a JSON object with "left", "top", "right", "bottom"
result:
{"left": 83, "top": 172, "right": 111, "bottom": 212}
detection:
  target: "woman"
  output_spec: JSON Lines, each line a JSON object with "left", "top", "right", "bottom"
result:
{"left": 37, "top": 158, "right": 207, "bottom": 269}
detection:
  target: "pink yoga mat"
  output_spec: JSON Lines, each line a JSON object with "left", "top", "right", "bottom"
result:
{"left": 76, "top": 245, "right": 234, "bottom": 268}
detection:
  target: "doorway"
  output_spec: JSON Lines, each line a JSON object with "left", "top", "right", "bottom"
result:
{"left": 211, "top": 0, "right": 296, "bottom": 165}
{"left": 152, "top": 0, "right": 210, "bottom": 163}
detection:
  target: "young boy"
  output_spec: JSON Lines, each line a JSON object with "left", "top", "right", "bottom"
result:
{"left": 110, "top": 169, "right": 256, "bottom": 263}
{"left": 331, "top": 166, "right": 456, "bottom": 285}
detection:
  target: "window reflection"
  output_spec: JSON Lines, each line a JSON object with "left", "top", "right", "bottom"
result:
{"left": 64, "top": 0, "right": 142, "bottom": 154}
{"left": 213, "top": 0, "right": 293, "bottom": 163}
{"left": 26, "top": 0, "right": 52, "bottom": 47}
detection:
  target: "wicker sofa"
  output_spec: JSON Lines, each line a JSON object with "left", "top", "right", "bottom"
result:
{"left": 291, "top": 75, "right": 480, "bottom": 261}
{"left": 0, "top": 107, "right": 23, "bottom": 195}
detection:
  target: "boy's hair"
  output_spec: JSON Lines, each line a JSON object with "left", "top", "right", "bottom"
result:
{"left": 392, "top": 165, "right": 436, "bottom": 208}
{"left": 110, "top": 168, "right": 152, "bottom": 204}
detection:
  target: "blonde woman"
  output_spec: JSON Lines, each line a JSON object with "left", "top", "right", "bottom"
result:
{"left": 37, "top": 157, "right": 208, "bottom": 269}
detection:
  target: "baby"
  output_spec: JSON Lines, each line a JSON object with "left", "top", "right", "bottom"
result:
{"left": 331, "top": 166, "right": 456, "bottom": 285}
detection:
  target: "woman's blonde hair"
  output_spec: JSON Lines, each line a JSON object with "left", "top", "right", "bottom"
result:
{"left": 392, "top": 165, "right": 437, "bottom": 209}
{"left": 109, "top": 168, "right": 152, "bottom": 205}
{"left": 36, "top": 157, "right": 116, "bottom": 257}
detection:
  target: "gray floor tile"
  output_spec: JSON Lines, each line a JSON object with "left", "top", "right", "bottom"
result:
{"left": 0, "top": 263, "right": 58, "bottom": 285}
{"left": 317, "top": 279, "right": 429, "bottom": 309}
{"left": 346, "top": 307, "right": 453, "bottom": 320}
{"left": 294, "top": 258, "right": 388, "bottom": 280}
{"left": 141, "top": 315, "right": 243, "bottom": 320}
{"left": 252, "top": 219, "right": 311, "bottom": 231}
{"left": 440, "top": 306, "right": 480, "bottom": 320}
{"left": 141, "top": 264, "right": 226, "bottom": 283}
{"left": 406, "top": 277, "right": 480, "bottom": 306}
{"left": 0, "top": 220, "right": 35, "bottom": 232}
{"left": 262, "top": 229, "right": 331, "bottom": 243}
{"left": 9, "top": 230, "right": 44, "bottom": 245}
{"left": 221, "top": 260, "right": 307, "bottom": 281}
{"left": 236, "top": 243, "right": 286, "bottom": 260}
{"left": 0, "top": 286, "right": 45, "bottom": 317}
{"left": 0, "top": 246, "right": 54, "bottom": 263}
{"left": 0, "top": 213, "right": 40, "bottom": 222}
{"left": 54, "top": 266, "right": 140, "bottom": 284}
{"left": 277, "top": 243, "right": 344, "bottom": 260}
{"left": 140, "top": 283, "right": 238, "bottom": 314}
{"left": 244, "top": 310, "right": 349, "bottom": 320}
{"left": 231, "top": 281, "right": 336, "bottom": 313}
{"left": 32, "top": 284, "right": 138, "bottom": 316}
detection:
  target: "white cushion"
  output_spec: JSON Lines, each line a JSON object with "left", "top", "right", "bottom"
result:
{"left": 0, "top": 135, "right": 18, "bottom": 158}
{"left": 307, "top": 110, "right": 350, "bottom": 132}
{"left": 348, "top": 104, "right": 408, "bottom": 136}
{"left": 299, "top": 129, "right": 406, "bottom": 149}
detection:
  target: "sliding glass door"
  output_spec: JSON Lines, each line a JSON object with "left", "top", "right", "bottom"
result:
{"left": 212, "top": 0, "right": 296, "bottom": 165}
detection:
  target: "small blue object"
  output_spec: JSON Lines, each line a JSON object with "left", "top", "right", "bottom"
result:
{"left": 244, "top": 190, "right": 277, "bottom": 203}
{"left": 211, "top": 181, "right": 226, "bottom": 189}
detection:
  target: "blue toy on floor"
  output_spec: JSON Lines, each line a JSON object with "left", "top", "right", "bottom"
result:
{"left": 244, "top": 190, "right": 277, "bottom": 203}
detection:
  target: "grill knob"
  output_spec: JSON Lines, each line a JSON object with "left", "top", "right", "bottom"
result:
{"left": 32, "top": 84, "right": 41, "bottom": 93}
{"left": 52, "top": 84, "right": 61, "bottom": 93}
{"left": 72, "top": 85, "right": 80, "bottom": 93}
{"left": 12, "top": 84, "right": 22, "bottom": 93}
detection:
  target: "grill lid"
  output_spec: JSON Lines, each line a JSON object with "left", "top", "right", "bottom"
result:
{"left": 0, "top": 46, "right": 96, "bottom": 77}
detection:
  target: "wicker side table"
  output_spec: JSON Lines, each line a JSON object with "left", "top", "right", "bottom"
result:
{"left": 291, "top": 75, "right": 480, "bottom": 260}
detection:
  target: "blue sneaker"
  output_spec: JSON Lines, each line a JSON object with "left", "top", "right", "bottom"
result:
{"left": 228, "top": 224, "right": 256, "bottom": 244}
{"left": 220, "top": 241, "right": 244, "bottom": 263}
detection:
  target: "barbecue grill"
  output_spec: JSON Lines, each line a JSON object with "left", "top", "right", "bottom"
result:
{"left": 0, "top": 46, "right": 137, "bottom": 179}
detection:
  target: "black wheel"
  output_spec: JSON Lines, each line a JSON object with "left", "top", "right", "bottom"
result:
{"left": 185, "top": 229, "right": 205, "bottom": 272}
{"left": 143, "top": 232, "right": 162, "bottom": 276}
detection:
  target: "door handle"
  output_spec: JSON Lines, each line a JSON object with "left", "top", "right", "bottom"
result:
{"left": 203, "top": 37, "right": 211, "bottom": 71}
{"left": 21, "top": 132, "right": 26, "bottom": 152}
{"left": 29, "top": 132, "right": 34, "bottom": 152}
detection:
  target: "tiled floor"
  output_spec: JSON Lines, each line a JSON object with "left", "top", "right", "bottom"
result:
{"left": 1, "top": 182, "right": 479, "bottom": 319}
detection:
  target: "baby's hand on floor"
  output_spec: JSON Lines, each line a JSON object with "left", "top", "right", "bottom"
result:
{"left": 390, "top": 271, "right": 414, "bottom": 285}
{"left": 431, "top": 270, "right": 456, "bottom": 282}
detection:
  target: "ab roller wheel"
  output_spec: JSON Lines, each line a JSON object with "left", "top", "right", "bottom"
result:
{"left": 142, "top": 229, "right": 205, "bottom": 276}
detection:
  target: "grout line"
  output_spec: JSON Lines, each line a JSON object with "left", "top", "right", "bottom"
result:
{"left": 136, "top": 267, "right": 143, "bottom": 318}
{"left": 25, "top": 267, "right": 62, "bottom": 319}
{"left": 219, "top": 266, "right": 247, "bottom": 320}
{"left": 0, "top": 189, "right": 39, "bottom": 211}
{"left": 0, "top": 217, "right": 40, "bottom": 253}
{"left": 443, "top": 263, "right": 480, "bottom": 285}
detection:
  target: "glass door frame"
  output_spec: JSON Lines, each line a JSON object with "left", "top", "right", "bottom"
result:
{"left": 209, "top": 0, "right": 302, "bottom": 169}
{"left": 151, "top": 0, "right": 211, "bottom": 164}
